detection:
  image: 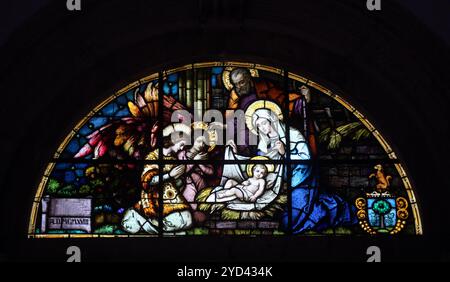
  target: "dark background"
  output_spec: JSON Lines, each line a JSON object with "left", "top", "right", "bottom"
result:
{"left": 0, "top": 0, "right": 449, "bottom": 262}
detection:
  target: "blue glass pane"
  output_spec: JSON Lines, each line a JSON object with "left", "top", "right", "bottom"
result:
{"left": 384, "top": 209, "right": 396, "bottom": 227}
{"left": 171, "top": 84, "right": 178, "bottom": 94}
{"left": 101, "top": 103, "right": 116, "bottom": 116}
{"left": 64, "top": 171, "right": 76, "bottom": 183}
{"left": 368, "top": 209, "right": 380, "bottom": 226}
{"left": 139, "top": 84, "right": 147, "bottom": 92}
{"left": 116, "top": 95, "right": 128, "bottom": 105}
{"left": 387, "top": 199, "right": 396, "bottom": 207}
{"left": 163, "top": 82, "right": 170, "bottom": 94}
{"left": 66, "top": 140, "right": 80, "bottom": 154}
{"left": 75, "top": 163, "right": 89, "bottom": 169}
{"left": 79, "top": 125, "right": 92, "bottom": 136}
{"left": 212, "top": 67, "right": 223, "bottom": 74}
{"left": 55, "top": 163, "right": 70, "bottom": 170}
{"left": 167, "top": 73, "right": 178, "bottom": 82}
{"left": 125, "top": 91, "right": 134, "bottom": 100}
{"left": 115, "top": 108, "right": 130, "bottom": 117}
{"left": 90, "top": 117, "right": 108, "bottom": 129}
{"left": 78, "top": 136, "right": 87, "bottom": 145}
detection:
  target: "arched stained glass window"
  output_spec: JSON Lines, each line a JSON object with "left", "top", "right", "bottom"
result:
{"left": 28, "top": 62, "right": 422, "bottom": 237}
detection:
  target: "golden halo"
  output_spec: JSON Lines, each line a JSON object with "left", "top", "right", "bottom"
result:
{"left": 245, "top": 100, "right": 283, "bottom": 135}
{"left": 191, "top": 121, "right": 208, "bottom": 131}
{"left": 222, "top": 67, "right": 259, "bottom": 91}
{"left": 246, "top": 156, "right": 275, "bottom": 177}
{"left": 191, "top": 122, "right": 218, "bottom": 152}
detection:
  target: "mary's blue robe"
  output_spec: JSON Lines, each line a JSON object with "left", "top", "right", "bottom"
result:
{"left": 256, "top": 125, "right": 357, "bottom": 234}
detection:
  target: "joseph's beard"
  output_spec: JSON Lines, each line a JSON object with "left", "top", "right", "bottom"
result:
{"left": 236, "top": 88, "right": 250, "bottom": 96}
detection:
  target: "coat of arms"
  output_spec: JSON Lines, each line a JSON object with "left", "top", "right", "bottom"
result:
{"left": 355, "top": 164, "right": 409, "bottom": 234}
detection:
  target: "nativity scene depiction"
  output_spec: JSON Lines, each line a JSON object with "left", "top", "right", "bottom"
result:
{"left": 29, "top": 62, "right": 421, "bottom": 237}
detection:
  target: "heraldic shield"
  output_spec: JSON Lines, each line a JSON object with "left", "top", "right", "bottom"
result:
{"left": 355, "top": 164, "right": 409, "bottom": 235}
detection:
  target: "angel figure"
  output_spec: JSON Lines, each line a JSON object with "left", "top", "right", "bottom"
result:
{"left": 73, "top": 82, "right": 216, "bottom": 234}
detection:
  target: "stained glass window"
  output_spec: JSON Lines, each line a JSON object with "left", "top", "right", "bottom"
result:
{"left": 29, "top": 62, "right": 422, "bottom": 237}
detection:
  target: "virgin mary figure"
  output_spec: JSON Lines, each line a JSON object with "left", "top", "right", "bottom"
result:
{"left": 245, "top": 100, "right": 357, "bottom": 233}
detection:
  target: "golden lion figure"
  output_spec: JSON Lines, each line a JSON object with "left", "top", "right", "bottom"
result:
{"left": 369, "top": 164, "right": 392, "bottom": 193}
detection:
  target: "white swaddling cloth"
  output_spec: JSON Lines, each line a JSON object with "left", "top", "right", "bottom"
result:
{"left": 206, "top": 146, "right": 284, "bottom": 211}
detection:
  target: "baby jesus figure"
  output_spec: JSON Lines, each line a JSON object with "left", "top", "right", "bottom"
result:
{"left": 216, "top": 164, "right": 268, "bottom": 202}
